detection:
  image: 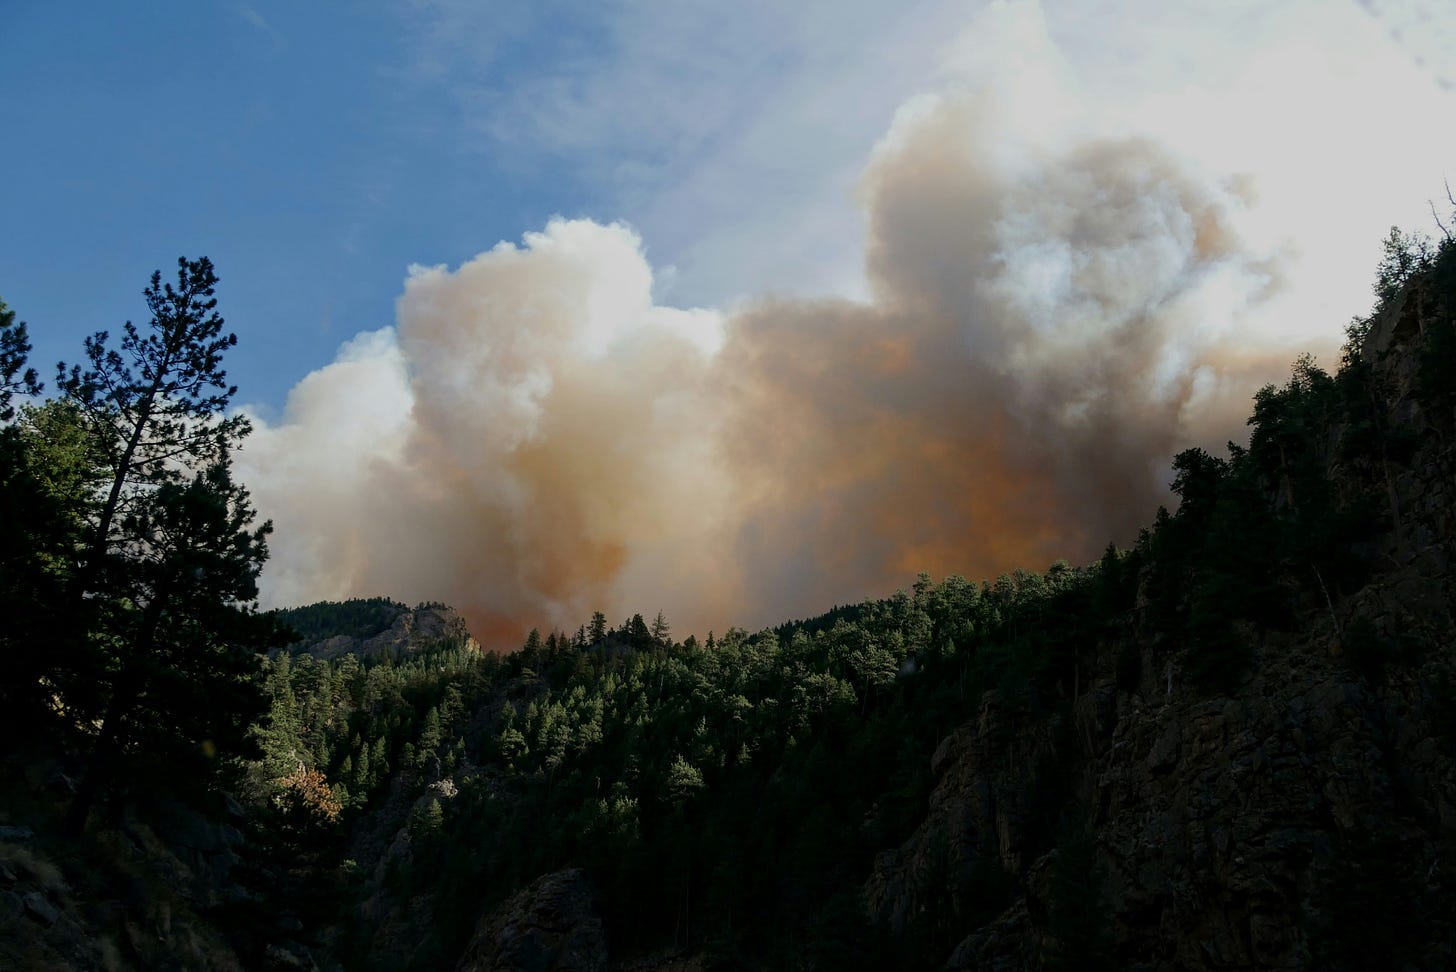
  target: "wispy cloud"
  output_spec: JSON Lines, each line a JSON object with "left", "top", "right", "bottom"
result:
{"left": 388, "top": 0, "right": 972, "bottom": 304}
{"left": 390, "top": 0, "right": 536, "bottom": 85}
{"left": 236, "top": 2, "right": 284, "bottom": 51}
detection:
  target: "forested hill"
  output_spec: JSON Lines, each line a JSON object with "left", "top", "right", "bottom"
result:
{"left": 272, "top": 598, "right": 472, "bottom": 660}
{"left": 1, "top": 226, "right": 1454, "bottom": 970}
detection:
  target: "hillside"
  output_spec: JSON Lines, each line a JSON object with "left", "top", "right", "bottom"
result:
{"left": 2, "top": 227, "right": 1454, "bottom": 970}
{"left": 273, "top": 598, "right": 474, "bottom": 660}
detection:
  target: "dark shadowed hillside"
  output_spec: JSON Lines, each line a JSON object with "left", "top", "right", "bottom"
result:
{"left": 274, "top": 598, "right": 473, "bottom": 660}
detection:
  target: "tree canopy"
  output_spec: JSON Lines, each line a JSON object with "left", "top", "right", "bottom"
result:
{"left": 0, "top": 258, "right": 276, "bottom": 833}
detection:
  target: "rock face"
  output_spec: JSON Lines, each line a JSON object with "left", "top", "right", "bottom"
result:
{"left": 304, "top": 603, "right": 471, "bottom": 660}
{"left": 866, "top": 276, "right": 1456, "bottom": 969}
{"left": 455, "top": 869, "right": 608, "bottom": 972}
{"left": 866, "top": 691, "right": 1063, "bottom": 938}
{"left": 1091, "top": 651, "right": 1450, "bottom": 969}
{"left": 0, "top": 786, "right": 254, "bottom": 971}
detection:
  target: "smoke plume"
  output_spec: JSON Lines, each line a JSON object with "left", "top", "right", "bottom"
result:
{"left": 238, "top": 65, "right": 1308, "bottom": 645}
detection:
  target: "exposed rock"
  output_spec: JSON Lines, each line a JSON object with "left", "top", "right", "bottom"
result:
{"left": 46, "top": 769, "right": 77, "bottom": 796}
{"left": 456, "top": 868, "right": 607, "bottom": 972}
{"left": 23, "top": 890, "right": 59, "bottom": 926}
{"left": 865, "top": 689, "right": 1062, "bottom": 936}
{"left": 302, "top": 603, "right": 471, "bottom": 660}
{"left": 945, "top": 900, "right": 1034, "bottom": 971}
{"left": 265, "top": 940, "right": 317, "bottom": 969}
{"left": 609, "top": 950, "right": 704, "bottom": 971}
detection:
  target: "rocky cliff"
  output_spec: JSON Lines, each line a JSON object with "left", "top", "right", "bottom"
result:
{"left": 865, "top": 273, "right": 1456, "bottom": 970}
{"left": 291, "top": 601, "right": 473, "bottom": 660}
{"left": 455, "top": 869, "right": 607, "bottom": 972}
{"left": 0, "top": 763, "right": 261, "bottom": 971}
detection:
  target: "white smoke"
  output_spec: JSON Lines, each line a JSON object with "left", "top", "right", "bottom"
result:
{"left": 240, "top": 220, "right": 730, "bottom": 642}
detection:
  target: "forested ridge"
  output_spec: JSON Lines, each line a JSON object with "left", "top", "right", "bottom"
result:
{"left": 2, "top": 217, "right": 1456, "bottom": 969}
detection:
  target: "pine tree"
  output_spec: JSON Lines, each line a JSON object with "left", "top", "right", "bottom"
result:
{"left": 57, "top": 258, "right": 250, "bottom": 582}
{"left": 417, "top": 706, "right": 443, "bottom": 775}
{"left": 65, "top": 459, "right": 274, "bottom": 831}
{"left": 353, "top": 745, "right": 372, "bottom": 792}
{"left": 522, "top": 627, "right": 544, "bottom": 666}
{"left": 59, "top": 259, "right": 275, "bottom": 834}
{"left": 650, "top": 611, "right": 671, "bottom": 648}
{"left": 628, "top": 614, "right": 652, "bottom": 651}
{"left": 0, "top": 298, "right": 42, "bottom": 422}
{"left": 0, "top": 307, "right": 82, "bottom": 734}
{"left": 0, "top": 399, "right": 104, "bottom": 730}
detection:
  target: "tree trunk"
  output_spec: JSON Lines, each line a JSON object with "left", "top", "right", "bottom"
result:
{"left": 62, "top": 659, "right": 138, "bottom": 836}
{"left": 63, "top": 581, "right": 170, "bottom": 835}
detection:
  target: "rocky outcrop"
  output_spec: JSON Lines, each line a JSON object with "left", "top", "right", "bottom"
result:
{"left": 304, "top": 603, "right": 471, "bottom": 660}
{"left": 866, "top": 690, "right": 1063, "bottom": 937}
{"left": 0, "top": 782, "right": 254, "bottom": 971}
{"left": 455, "top": 868, "right": 608, "bottom": 972}
{"left": 1092, "top": 651, "right": 1452, "bottom": 968}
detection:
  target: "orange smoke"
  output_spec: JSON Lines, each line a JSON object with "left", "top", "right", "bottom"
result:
{"left": 239, "top": 90, "right": 1315, "bottom": 648}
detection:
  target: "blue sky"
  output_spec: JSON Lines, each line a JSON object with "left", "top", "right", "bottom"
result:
{"left": 2, "top": 0, "right": 962, "bottom": 413}
{"left": 4, "top": 2, "right": 593, "bottom": 410}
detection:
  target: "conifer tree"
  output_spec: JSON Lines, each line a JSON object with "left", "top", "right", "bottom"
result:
{"left": 650, "top": 611, "right": 671, "bottom": 647}
{"left": 58, "top": 257, "right": 250, "bottom": 580}
{"left": 0, "top": 306, "right": 84, "bottom": 730}
{"left": 58, "top": 258, "right": 274, "bottom": 834}
{"left": 0, "top": 298, "right": 42, "bottom": 421}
